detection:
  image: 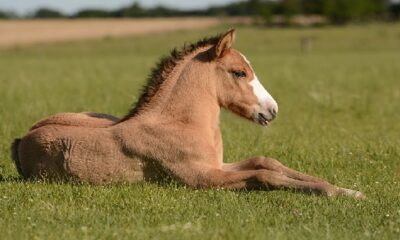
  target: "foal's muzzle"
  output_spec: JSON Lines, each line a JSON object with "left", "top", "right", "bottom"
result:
{"left": 256, "top": 105, "right": 278, "bottom": 126}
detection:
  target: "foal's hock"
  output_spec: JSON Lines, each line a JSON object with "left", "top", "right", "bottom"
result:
{"left": 11, "top": 30, "right": 364, "bottom": 199}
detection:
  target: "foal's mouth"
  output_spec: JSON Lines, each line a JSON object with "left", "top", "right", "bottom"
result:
{"left": 257, "top": 112, "right": 270, "bottom": 126}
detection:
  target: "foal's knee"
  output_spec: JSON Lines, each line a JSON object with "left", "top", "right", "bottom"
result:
{"left": 252, "top": 156, "right": 283, "bottom": 171}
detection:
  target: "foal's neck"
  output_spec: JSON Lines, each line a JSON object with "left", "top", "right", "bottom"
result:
{"left": 162, "top": 60, "right": 220, "bottom": 129}
{"left": 127, "top": 47, "right": 220, "bottom": 130}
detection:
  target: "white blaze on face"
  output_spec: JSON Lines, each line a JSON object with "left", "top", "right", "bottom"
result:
{"left": 249, "top": 75, "right": 278, "bottom": 110}
{"left": 240, "top": 53, "right": 278, "bottom": 112}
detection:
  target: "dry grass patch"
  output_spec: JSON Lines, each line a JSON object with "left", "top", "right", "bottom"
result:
{"left": 0, "top": 18, "right": 224, "bottom": 48}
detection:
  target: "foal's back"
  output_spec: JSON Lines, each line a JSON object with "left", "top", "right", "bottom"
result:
{"left": 30, "top": 112, "right": 118, "bottom": 130}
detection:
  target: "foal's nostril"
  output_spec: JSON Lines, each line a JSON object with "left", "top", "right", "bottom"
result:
{"left": 268, "top": 107, "right": 277, "bottom": 119}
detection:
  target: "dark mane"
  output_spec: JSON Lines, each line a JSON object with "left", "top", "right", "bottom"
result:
{"left": 118, "top": 34, "right": 221, "bottom": 122}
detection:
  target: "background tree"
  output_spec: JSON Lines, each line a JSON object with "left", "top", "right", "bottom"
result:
{"left": 0, "top": 10, "right": 16, "bottom": 19}
{"left": 301, "top": 0, "right": 324, "bottom": 14}
{"left": 323, "top": 0, "right": 387, "bottom": 24}
{"left": 73, "top": 9, "right": 111, "bottom": 18}
{"left": 113, "top": 3, "right": 145, "bottom": 17}
{"left": 390, "top": 2, "right": 400, "bottom": 19}
{"left": 281, "top": 0, "right": 302, "bottom": 24}
{"left": 32, "top": 8, "right": 64, "bottom": 18}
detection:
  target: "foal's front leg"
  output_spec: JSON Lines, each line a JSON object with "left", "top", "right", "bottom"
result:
{"left": 194, "top": 168, "right": 339, "bottom": 196}
{"left": 222, "top": 156, "right": 365, "bottom": 199}
{"left": 223, "top": 156, "right": 326, "bottom": 182}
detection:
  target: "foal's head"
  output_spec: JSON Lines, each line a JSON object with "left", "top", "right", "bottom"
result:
{"left": 210, "top": 29, "right": 278, "bottom": 126}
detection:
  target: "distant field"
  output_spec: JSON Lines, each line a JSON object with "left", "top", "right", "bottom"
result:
{"left": 0, "top": 23, "right": 400, "bottom": 239}
{"left": 0, "top": 18, "right": 231, "bottom": 48}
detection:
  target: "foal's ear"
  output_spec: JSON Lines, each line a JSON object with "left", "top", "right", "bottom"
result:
{"left": 215, "top": 29, "right": 236, "bottom": 58}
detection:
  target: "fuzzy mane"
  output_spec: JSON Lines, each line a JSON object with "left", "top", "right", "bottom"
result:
{"left": 119, "top": 34, "right": 221, "bottom": 122}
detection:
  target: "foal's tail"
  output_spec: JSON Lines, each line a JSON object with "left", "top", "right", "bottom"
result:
{"left": 11, "top": 138, "right": 23, "bottom": 176}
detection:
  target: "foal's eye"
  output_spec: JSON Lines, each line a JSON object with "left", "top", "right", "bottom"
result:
{"left": 231, "top": 70, "right": 246, "bottom": 79}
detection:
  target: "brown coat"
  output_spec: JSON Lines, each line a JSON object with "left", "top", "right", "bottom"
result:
{"left": 11, "top": 30, "right": 365, "bottom": 199}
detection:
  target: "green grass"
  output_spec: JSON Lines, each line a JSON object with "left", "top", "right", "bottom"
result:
{"left": 1, "top": 23, "right": 400, "bottom": 239}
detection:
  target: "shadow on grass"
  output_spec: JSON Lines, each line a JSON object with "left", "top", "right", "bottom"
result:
{"left": 0, "top": 173, "right": 348, "bottom": 200}
{"left": 0, "top": 175, "right": 24, "bottom": 183}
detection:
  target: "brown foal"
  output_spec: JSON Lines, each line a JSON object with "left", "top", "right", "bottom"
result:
{"left": 11, "top": 30, "right": 364, "bottom": 199}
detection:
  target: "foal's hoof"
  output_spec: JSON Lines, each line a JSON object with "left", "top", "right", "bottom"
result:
{"left": 338, "top": 188, "right": 366, "bottom": 200}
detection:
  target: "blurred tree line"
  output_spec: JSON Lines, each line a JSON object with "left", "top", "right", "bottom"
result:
{"left": 250, "top": 0, "right": 397, "bottom": 24}
{"left": 0, "top": 0, "right": 400, "bottom": 24}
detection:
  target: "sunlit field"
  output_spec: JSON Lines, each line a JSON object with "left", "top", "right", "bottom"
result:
{"left": 0, "top": 23, "right": 400, "bottom": 239}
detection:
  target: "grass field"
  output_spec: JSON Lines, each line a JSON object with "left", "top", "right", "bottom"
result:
{"left": 1, "top": 23, "right": 400, "bottom": 239}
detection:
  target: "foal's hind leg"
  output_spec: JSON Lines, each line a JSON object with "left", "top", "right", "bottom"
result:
{"left": 222, "top": 156, "right": 365, "bottom": 199}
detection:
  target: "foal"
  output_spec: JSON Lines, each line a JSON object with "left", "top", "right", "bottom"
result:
{"left": 11, "top": 30, "right": 364, "bottom": 199}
